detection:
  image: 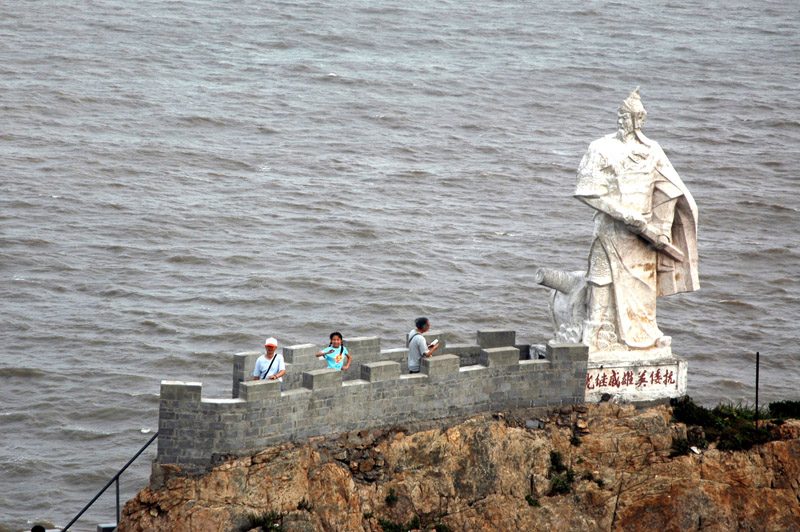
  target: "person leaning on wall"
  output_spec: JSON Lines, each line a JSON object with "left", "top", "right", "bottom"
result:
{"left": 254, "top": 337, "right": 286, "bottom": 390}
{"left": 407, "top": 316, "right": 439, "bottom": 374}
{"left": 315, "top": 331, "right": 352, "bottom": 371}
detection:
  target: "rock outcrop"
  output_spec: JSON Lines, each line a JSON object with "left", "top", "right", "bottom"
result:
{"left": 120, "top": 403, "right": 800, "bottom": 532}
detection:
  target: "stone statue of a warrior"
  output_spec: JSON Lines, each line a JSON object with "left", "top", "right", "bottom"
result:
{"left": 573, "top": 88, "right": 699, "bottom": 354}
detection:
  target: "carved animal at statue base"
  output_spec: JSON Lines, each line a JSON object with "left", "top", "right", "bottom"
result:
{"left": 534, "top": 267, "right": 588, "bottom": 343}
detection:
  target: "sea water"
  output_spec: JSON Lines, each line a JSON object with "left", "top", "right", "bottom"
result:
{"left": 1, "top": 0, "right": 798, "bottom": 529}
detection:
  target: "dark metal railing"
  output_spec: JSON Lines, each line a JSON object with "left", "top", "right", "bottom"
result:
{"left": 62, "top": 431, "right": 158, "bottom": 532}
{"left": 755, "top": 351, "right": 760, "bottom": 428}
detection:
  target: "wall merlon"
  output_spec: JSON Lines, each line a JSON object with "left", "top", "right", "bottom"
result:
{"left": 303, "top": 368, "right": 343, "bottom": 390}
{"left": 283, "top": 343, "right": 318, "bottom": 365}
{"left": 546, "top": 341, "right": 589, "bottom": 360}
{"left": 424, "top": 331, "right": 446, "bottom": 353}
{"left": 233, "top": 351, "right": 261, "bottom": 370}
{"left": 480, "top": 347, "right": 521, "bottom": 367}
{"left": 422, "top": 354, "right": 460, "bottom": 377}
{"left": 477, "top": 329, "right": 516, "bottom": 349}
{"left": 239, "top": 379, "right": 281, "bottom": 401}
{"left": 345, "top": 336, "right": 381, "bottom": 356}
{"left": 361, "top": 361, "right": 401, "bottom": 382}
{"left": 160, "top": 380, "right": 202, "bottom": 401}
{"left": 232, "top": 352, "right": 261, "bottom": 398}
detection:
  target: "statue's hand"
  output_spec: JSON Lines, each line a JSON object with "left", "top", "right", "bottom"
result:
{"left": 653, "top": 234, "right": 671, "bottom": 250}
{"left": 623, "top": 211, "right": 647, "bottom": 232}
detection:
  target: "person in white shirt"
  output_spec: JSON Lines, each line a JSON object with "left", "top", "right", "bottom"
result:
{"left": 254, "top": 337, "right": 286, "bottom": 388}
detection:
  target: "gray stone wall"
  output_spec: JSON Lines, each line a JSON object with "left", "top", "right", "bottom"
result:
{"left": 232, "top": 330, "right": 537, "bottom": 396}
{"left": 159, "top": 332, "right": 588, "bottom": 471}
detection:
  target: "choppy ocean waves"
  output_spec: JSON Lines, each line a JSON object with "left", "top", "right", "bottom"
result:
{"left": 2, "top": 0, "right": 800, "bottom": 529}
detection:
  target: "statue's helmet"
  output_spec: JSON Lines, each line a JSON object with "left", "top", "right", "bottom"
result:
{"left": 618, "top": 87, "right": 647, "bottom": 127}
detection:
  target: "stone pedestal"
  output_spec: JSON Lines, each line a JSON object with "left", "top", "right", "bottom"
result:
{"left": 582, "top": 346, "right": 687, "bottom": 403}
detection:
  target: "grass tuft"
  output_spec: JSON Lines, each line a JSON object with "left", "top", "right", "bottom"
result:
{"left": 385, "top": 487, "right": 399, "bottom": 507}
{"left": 243, "top": 510, "right": 283, "bottom": 532}
{"left": 525, "top": 494, "right": 541, "bottom": 507}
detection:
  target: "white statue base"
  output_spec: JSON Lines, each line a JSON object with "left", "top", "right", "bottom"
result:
{"left": 580, "top": 344, "right": 688, "bottom": 403}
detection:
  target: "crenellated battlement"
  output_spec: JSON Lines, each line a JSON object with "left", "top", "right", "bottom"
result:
{"left": 157, "top": 330, "right": 589, "bottom": 471}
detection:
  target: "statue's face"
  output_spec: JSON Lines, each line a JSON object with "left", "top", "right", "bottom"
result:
{"left": 617, "top": 112, "right": 635, "bottom": 135}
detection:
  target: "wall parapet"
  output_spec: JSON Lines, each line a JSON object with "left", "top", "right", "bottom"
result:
{"left": 159, "top": 331, "right": 588, "bottom": 471}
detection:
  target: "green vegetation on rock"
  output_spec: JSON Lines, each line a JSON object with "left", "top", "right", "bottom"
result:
{"left": 768, "top": 400, "right": 800, "bottom": 419}
{"left": 670, "top": 396, "right": 798, "bottom": 453}
{"left": 547, "top": 450, "right": 576, "bottom": 495}
{"left": 242, "top": 510, "right": 283, "bottom": 532}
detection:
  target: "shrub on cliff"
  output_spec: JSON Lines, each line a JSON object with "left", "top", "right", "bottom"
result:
{"left": 768, "top": 400, "right": 800, "bottom": 419}
{"left": 716, "top": 423, "right": 774, "bottom": 451}
{"left": 384, "top": 487, "right": 398, "bottom": 507}
{"left": 242, "top": 510, "right": 283, "bottom": 532}
{"left": 669, "top": 437, "right": 692, "bottom": 457}
{"left": 547, "top": 450, "right": 576, "bottom": 495}
{"left": 672, "top": 396, "right": 719, "bottom": 428}
{"left": 671, "top": 396, "right": 777, "bottom": 452}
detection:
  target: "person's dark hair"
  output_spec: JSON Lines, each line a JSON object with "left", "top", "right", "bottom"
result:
{"left": 329, "top": 331, "right": 344, "bottom": 357}
{"left": 32, "top": 526, "right": 46, "bottom": 532}
{"left": 415, "top": 317, "right": 429, "bottom": 330}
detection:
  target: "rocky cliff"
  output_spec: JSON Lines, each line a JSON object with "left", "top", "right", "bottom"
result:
{"left": 120, "top": 403, "right": 800, "bottom": 532}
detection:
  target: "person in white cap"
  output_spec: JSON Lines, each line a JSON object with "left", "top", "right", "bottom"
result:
{"left": 254, "top": 337, "right": 286, "bottom": 388}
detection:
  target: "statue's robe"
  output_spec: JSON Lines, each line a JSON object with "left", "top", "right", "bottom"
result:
{"left": 575, "top": 132, "right": 699, "bottom": 349}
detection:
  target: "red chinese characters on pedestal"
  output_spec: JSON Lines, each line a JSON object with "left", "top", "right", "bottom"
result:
{"left": 650, "top": 369, "right": 662, "bottom": 385}
{"left": 621, "top": 371, "right": 634, "bottom": 386}
{"left": 586, "top": 367, "right": 677, "bottom": 390}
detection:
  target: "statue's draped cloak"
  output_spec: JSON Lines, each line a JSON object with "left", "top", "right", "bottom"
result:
{"left": 575, "top": 132, "right": 699, "bottom": 348}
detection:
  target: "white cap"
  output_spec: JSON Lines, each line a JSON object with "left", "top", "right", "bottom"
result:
{"left": 265, "top": 337, "right": 278, "bottom": 347}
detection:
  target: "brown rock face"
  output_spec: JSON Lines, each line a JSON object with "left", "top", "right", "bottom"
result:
{"left": 120, "top": 404, "right": 800, "bottom": 532}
